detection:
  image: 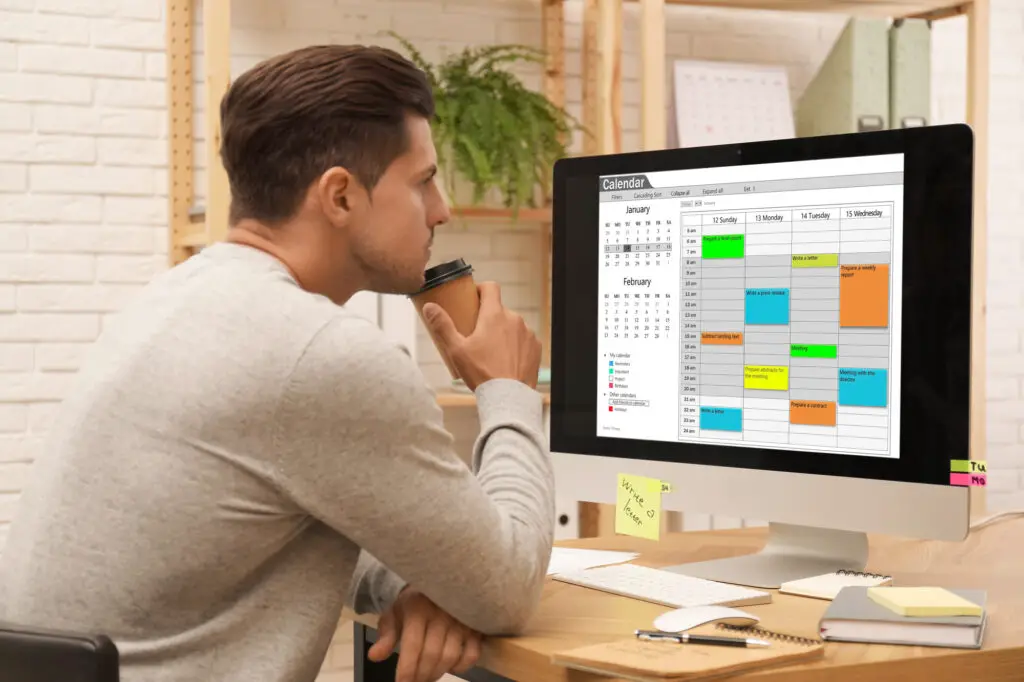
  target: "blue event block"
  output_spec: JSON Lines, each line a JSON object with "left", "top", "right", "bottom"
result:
{"left": 745, "top": 288, "right": 790, "bottom": 325}
{"left": 838, "top": 368, "right": 888, "bottom": 407}
{"left": 700, "top": 406, "right": 743, "bottom": 432}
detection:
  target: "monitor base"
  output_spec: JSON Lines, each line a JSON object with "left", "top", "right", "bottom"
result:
{"left": 661, "top": 522, "right": 869, "bottom": 589}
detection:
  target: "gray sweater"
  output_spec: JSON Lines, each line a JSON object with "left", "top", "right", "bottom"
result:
{"left": 0, "top": 242, "right": 555, "bottom": 682}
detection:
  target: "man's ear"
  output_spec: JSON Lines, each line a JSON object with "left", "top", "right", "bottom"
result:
{"left": 317, "top": 166, "right": 361, "bottom": 226}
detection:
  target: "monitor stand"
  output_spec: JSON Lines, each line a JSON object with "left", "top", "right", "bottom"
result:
{"left": 660, "top": 522, "right": 869, "bottom": 589}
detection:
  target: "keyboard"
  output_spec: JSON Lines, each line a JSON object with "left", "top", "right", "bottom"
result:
{"left": 551, "top": 563, "right": 772, "bottom": 608}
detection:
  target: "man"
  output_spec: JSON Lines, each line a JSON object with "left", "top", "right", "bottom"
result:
{"left": 0, "top": 44, "right": 555, "bottom": 682}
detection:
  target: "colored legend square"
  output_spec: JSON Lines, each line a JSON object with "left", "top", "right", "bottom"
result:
{"left": 608, "top": 406, "right": 614, "bottom": 412}
{"left": 609, "top": 383, "right": 613, "bottom": 388}
{"left": 609, "top": 368, "right": 614, "bottom": 374}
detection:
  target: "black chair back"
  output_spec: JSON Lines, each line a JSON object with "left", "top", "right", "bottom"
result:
{"left": 0, "top": 621, "right": 118, "bottom": 682}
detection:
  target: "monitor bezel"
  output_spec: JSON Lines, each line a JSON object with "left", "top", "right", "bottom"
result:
{"left": 549, "top": 124, "right": 974, "bottom": 487}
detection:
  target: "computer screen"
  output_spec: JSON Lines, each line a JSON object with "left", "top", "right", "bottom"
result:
{"left": 551, "top": 125, "right": 974, "bottom": 489}
{"left": 596, "top": 155, "right": 903, "bottom": 459}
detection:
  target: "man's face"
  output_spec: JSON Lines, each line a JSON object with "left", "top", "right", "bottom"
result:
{"left": 347, "top": 116, "right": 450, "bottom": 295}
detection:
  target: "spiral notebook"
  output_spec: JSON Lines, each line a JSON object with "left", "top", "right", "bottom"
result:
{"left": 780, "top": 570, "right": 893, "bottom": 601}
{"left": 550, "top": 623, "right": 824, "bottom": 681}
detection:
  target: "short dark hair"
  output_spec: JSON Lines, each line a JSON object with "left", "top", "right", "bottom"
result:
{"left": 219, "top": 44, "right": 435, "bottom": 225}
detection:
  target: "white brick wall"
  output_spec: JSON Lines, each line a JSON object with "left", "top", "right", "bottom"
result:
{"left": 0, "top": 0, "right": 1022, "bottom": 677}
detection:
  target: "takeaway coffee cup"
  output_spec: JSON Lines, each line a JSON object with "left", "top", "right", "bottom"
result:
{"left": 409, "top": 258, "right": 480, "bottom": 378}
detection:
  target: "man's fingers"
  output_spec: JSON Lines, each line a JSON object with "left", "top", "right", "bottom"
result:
{"left": 453, "top": 632, "right": 482, "bottom": 673}
{"left": 414, "top": 617, "right": 449, "bottom": 682}
{"left": 430, "top": 628, "right": 466, "bottom": 681}
{"left": 366, "top": 611, "right": 398, "bottom": 662}
{"left": 476, "top": 281, "right": 502, "bottom": 313}
{"left": 395, "top": 610, "right": 427, "bottom": 682}
{"left": 422, "top": 302, "right": 462, "bottom": 348}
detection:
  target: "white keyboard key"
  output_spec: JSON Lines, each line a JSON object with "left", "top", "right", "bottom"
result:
{"left": 551, "top": 563, "right": 771, "bottom": 608}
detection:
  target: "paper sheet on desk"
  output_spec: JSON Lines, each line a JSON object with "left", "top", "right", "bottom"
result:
{"left": 547, "top": 548, "right": 639, "bottom": 575}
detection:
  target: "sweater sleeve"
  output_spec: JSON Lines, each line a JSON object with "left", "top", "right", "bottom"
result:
{"left": 271, "top": 315, "right": 555, "bottom": 635}
{"left": 346, "top": 550, "right": 408, "bottom": 615}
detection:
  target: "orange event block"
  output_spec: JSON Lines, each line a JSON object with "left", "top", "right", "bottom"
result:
{"left": 840, "top": 264, "right": 889, "bottom": 327}
{"left": 790, "top": 400, "right": 837, "bottom": 426}
{"left": 702, "top": 332, "right": 743, "bottom": 346}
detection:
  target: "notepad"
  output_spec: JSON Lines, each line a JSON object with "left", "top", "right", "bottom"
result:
{"left": 779, "top": 570, "right": 892, "bottom": 600}
{"left": 866, "top": 586, "right": 983, "bottom": 617}
{"left": 551, "top": 622, "right": 824, "bottom": 681}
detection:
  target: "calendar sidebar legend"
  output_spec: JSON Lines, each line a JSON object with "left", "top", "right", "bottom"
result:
{"left": 596, "top": 201, "right": 683, "bottom": 441}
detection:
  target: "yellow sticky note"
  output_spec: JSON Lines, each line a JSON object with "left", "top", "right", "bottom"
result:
{"left": 616, "top": 473, "right": 661, "bottom": 540}
{"left": 867, "top": 587, "right": 983, "bottom": 617}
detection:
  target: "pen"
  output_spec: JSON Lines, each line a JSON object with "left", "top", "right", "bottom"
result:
{"left": 635, "top": 629, "right": 770, "bottom": 648}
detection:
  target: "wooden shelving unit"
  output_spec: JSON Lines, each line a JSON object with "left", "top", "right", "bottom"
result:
{"left": 166, "top": 0, "right": 988, "bottom": 521}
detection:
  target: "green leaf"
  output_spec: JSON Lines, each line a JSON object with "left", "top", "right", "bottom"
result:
{"left": 390, "top": 33, "right": 580, "bottom": 213}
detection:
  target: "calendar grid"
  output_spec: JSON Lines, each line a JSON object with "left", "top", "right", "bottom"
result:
{"left": 670, "top": 202, "right": 894, "bottom": 453}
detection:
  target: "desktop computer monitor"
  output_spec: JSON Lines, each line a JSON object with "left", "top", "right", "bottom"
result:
{"left": 549, "top": 124, "right": 974, "bottom": 589}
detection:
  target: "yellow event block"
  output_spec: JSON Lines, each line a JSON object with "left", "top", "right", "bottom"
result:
{"left": 744, "top": 365, "right": 789, "bottom": 391}
{"left": 616, "top": 473, "right": 662, "bottom": 541}
{"left": 867, "top": 587, "right": 983, "bottom": 617}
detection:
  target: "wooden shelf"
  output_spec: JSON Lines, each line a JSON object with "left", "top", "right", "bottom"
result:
{"left": 179, "top": 204, "right": 551, "bottom": 251}
{"left": 450, "top": 205, "right": 552, "bottom": 223}
{"left": 655, "top": 0, "right": 968, "bottom": 19}
{"left": 435, "top": 390, "right": 551, "bottom": 408}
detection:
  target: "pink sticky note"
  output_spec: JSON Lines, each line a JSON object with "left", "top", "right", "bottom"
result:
{"left": 950, "top": 472, "right": 986, "bottom": 487}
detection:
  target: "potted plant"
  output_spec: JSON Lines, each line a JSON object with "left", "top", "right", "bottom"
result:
{"left": 389, "top": 32, "right": 579, "bottom": 214}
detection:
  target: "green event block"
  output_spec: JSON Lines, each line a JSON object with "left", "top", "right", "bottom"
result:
{"left": 791, "top": 344, "right": 838, "bottom": 359}
{"left": 702, "top": 234, "right": 744, "bottom": 259}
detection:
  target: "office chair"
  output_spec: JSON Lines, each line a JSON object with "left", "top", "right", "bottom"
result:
{"left": 0, "top": 620, "right": 119, "bottom": 682}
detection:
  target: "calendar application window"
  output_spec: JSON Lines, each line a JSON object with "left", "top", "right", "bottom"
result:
{"left": 597, "top": 154, "right": 905, "bottom": 459}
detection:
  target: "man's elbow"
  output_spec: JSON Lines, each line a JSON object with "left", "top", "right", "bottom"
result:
{"left": 474, "top": 602, "right": 538, "bottom": 637}
{"left": 472, "top": 570, "right": 547, "bottom": 636}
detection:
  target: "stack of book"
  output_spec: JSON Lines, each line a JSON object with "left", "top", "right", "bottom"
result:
{"left": 819, "top": 586, "right": 988, "bottom": 649}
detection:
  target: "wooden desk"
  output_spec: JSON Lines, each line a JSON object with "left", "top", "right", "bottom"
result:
{"left": 352, "top": 522, "right": 1024, "bottom": 681}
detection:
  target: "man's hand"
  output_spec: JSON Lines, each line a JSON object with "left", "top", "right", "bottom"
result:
{"left": 423, "top": 281, "right": 541, "bottom": 392}
{"left": 366, "top": 587, "right": 482, "bottom": 682}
